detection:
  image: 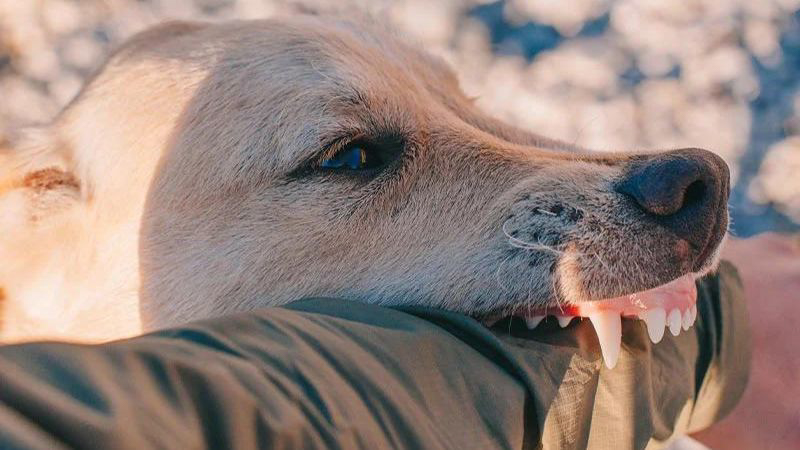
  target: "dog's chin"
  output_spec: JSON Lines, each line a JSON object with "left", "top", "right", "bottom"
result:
{"left": 478, "top": 236, "right": 727, "bottom": 370}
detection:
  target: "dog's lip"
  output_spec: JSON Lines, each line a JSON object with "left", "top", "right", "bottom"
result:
{"left": 480, "top": 274, "right": 698, "bottom": 370}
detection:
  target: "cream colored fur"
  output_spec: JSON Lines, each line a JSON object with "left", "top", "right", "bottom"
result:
{"left": 0, "top": 16, "right": 725, "bottom": 342}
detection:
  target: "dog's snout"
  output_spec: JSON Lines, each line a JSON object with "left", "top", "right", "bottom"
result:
{"left": 616, "top": 148, "right": 730, "bottom": 261}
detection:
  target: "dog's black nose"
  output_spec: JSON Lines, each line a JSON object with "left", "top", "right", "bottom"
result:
{"left": 616, "top": 148, "right": 730, "bottom": 262}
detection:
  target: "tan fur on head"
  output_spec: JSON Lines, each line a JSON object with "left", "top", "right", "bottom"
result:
{"left": 0, "top": 16, "right": 728, "bottom": 342}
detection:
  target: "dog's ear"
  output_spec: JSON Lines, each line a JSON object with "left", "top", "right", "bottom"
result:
{"left": 0, "top": 128, "right": 83, "bottom": 340}
{"left": 0, "top": 126, "right": 81, "bottom": 225}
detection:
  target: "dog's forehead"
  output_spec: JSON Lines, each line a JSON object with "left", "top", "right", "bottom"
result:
{"left": 98, "top": 17, "right": 470, "bottom": 182}
{"left": 269, "top": 17, "right": 460, "bottom": 108}
{"left": 288, "top": 16, "right": 455, "bottom": 78}
{"left": 214, "top": 18, "right": 462, "bottom": 165}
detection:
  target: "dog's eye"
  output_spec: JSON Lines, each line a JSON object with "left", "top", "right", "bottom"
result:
{"left": 320, "top": 142, "right": 384, "bottom": 170}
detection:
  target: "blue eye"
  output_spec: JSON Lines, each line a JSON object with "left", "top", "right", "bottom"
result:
{"left": 320, "top": 144, "right": 376, "bottom": 170}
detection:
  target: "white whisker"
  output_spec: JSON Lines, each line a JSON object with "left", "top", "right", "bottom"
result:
{"left": 502, "top": 220, "right": 564, "bottom": 255}
{"left": 493, "top": 252, "right": 516, "bottom": 295}
{"left": 534, "top": 208, "right": 557, "bottom": 216}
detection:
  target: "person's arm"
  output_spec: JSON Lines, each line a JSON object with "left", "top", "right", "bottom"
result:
{"left": 0, "top": 261, "right": 751, "bottom": 450}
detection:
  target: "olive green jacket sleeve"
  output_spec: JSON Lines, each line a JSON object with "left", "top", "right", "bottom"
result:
{"left": 0, "top": 262, "right": 749, "bottom": 450}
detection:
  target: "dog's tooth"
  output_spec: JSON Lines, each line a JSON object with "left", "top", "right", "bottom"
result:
{"left": 691, "top": 304, "right": 697, "bottom": 322}
{"left": 682, "top": 309, "right": 692, "bottom": 331}
{"left": 638, "top": 308, "right": 666, "bottom": 344}
{"left": 668, "top": 309, "right": 682, "bottom": 336}
{"left": 556, "top": 315, "right": 574, "bottom": 328}
{"left": 588, "top": 311, "right": 622, "bottom": 369}
{"left": 525, "top": 316, "right": 545, "bottom": 329}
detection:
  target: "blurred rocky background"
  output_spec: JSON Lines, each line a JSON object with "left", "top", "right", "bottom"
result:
{"left": 0, "top": 0, "right": 798, "bottom": 236}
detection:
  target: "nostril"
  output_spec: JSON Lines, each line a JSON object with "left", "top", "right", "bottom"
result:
{"left": 682, "top": 180, "right": 706, "bottom": 211}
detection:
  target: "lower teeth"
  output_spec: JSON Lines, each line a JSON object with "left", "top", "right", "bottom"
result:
{"left": 523, "top": 305, "right": 697, "bottom": 369}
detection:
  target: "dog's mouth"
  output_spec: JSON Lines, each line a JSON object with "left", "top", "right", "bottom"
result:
{"left": 480, "top": 273, "right": 699, "bottom": 369}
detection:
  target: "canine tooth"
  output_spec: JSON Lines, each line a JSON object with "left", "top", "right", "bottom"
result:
{"left": 682, "top": 309, "right": 692, "bottom": 331}
{"left": 691, "top": 304, "right": 697, "bottom": 322}
{"left": 556, "top": 315, "right": 574, "bottom": 328}
{"left": 668, "top": 309, "right": 682, "bottom": 336}
{"left": 638, "top": 308, "right": 666, "bottom": 344}
{"left": 525, "top": 316, "right": 544, "bottom": 329}
{"left": 588, "top": 311, "right": 622, "bottom": 369}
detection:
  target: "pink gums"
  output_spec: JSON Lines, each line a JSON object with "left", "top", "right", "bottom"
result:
{"left": 522, "top": 274, "right": 698, "bottom": 318}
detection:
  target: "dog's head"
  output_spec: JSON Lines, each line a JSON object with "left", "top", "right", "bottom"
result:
{"left": 0, "top": 16, "right": 729, "bottom": 352}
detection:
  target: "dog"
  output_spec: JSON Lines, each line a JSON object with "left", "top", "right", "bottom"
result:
{"left": 0, "top": 15, "right": 729, "bottom": 366}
